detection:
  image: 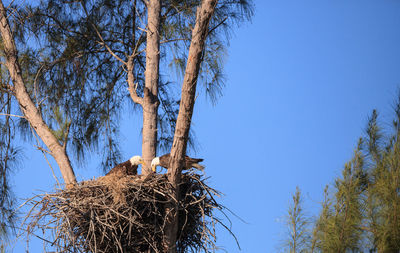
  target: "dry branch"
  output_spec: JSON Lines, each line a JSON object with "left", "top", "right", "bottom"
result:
{"left": 22, "top": 172, "right": 232, "bottom": 252}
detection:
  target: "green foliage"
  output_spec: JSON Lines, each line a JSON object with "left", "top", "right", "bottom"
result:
{"left": 364, "top": 105, "right": 400, "bottom": 252}
{"left": 0, "top": 1, "right": 253, "bottom": 246}
{"left": 49, "top": 106, "right": 71, "bottom": 146}
{"left": 283, "top": 93, "right": 400, "bottom": 252}
{"left": 0, "top": 47, "right": 22, "bottom": 244}
{"left": 313, "top": 144, "right": 365, "bottom": 252}
{"left": 0, "top": 92, "right": 22, "bottom": 248}
{"left": 5, "top": 0, "right": 253, "bottom": 172}
{"left": 283, "top": 187, "right": 310, "bottom": 253}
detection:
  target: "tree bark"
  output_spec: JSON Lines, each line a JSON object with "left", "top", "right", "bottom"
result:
{"left": 0, "top": 1, "right": 77, "bottom": 186}
{"left": 127, "top": 1, "right": 143, "bottom": 106}
{"left": 164, "top": 0, "right": 217, "bottom": 251}
{"left": 142, "top": 0, "right": 161, "bottom": 175}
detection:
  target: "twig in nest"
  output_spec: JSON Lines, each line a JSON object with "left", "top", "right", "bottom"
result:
{"left": 21, "top": 172, "right": 238, "bottom": 252}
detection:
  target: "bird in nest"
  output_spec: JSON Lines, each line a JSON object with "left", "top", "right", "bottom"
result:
{"left": 151, "top": 153, "right": 204, "bottom": 172}
{"left": 106, "top": 155, "right": 145, "bottom": 176}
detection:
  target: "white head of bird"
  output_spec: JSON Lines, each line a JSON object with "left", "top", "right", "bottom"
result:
{"left": 129, "top": 156, "right": 145, "bottom": 166}
{"left": 151, "top": 157, "right": 160, "bottom": 172}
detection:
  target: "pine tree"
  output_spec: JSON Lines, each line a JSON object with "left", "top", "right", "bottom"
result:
{"left": 364, "top": 107, "right": 400, "bottom": 251}
{"left": 284, "top": 187, "right": 310, "bottom": 253}
{"left": 0, "top": 0, "right": 253, "bottom": 251}
{"left": 282, "top": 94, "right": 400, "bottom": 253}
{"left": 314, "top": 143, "right": 365, "bottom": 252}
{"left": 0, "top": 92, "right": 20, "bottom": 253}
{"left": 18, "top": 0, "right": 253, "bottom": 173}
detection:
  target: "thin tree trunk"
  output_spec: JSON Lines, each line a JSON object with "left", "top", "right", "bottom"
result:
{"left": 164, "top": 0, "right": 217, "bottom": 251}
{"left": 0, "top": 1, "right": 77, "bottom": 186}
{"left": 142, "top": 0, "right": 161, "bottom": 175}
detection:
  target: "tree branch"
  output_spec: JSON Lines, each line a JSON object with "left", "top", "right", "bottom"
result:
{"left": 127, "top": 56, "right": 143, "bottom": 105}
{"left": 126, "top": 1, "right": 144, "bottom": 106}
{"left": 208, "top": 16, "right": 227, "bottom": 35}
{"left": 160, "top": 37, "right": 190, "bottom": 44}
{"left": 169, "top": 0, "right": 217, "bottom": 184}
{"left": 0, "top": 0, "right": 77, "bottom": 186}
{"left": 0, "top": 113, "right": 25, "bottom": 118}
{"left": 80, "top": 2, "right": 127, "bottom": 66}
{"left": 95, "top": 35, "right": 127, "bottom": 65}
{"left": 164, "top": 0, "right": 218, "bottom": 251}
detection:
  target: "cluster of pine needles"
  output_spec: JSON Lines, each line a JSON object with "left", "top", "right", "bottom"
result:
{"left": 21, "top": 171, "right": 236, "bottom": 252}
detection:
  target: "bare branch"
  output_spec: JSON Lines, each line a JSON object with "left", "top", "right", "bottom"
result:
{"left": 126, "top": 2, "right": 144, "bottom": 106}
{"left": 137, "top": 26, "right": 147, "bottom": 33}
{"left": 160, "top": 37, "right": 190, "bottom": 44}
{"left": 94, "top": 34, "right": 127, "bottom": 66}
{"left": 208, "top": 16, "right": 227, "bottom": 35}
{"left": 5, "top": 0, "right": 15, "bottom": 10}
{"left": 128, "top": 82, "right": 144, "bottom": 105}
{"left": 0, "top": 112, "right": 25, "bottom": 118}
{"left": 33, "top": 145, "right": 51, "bottom": 154}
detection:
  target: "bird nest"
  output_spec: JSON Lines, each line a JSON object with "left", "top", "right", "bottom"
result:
{"left": 22, "top": 172, "right": 236, "bottom": 252}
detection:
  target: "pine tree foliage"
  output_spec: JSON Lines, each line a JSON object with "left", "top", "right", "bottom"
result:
{"left": 283, "top": 94, "right": 400, "bottom": 252}
{"left": 309, "top": 186, "right": 330, "bottom": 253}
{"left": 365, "top": 106, "right": 400, "bottom": 251}
{"left": 313, "top": 142, "right": 365, "bottom": 252}
{"left": 284, "top": 186, "right": 310, "bottom": 253}
{"left": 0, "top": 0, "right": 253, "bottom": 246}
{"left": 5, "top": 0, "right": 253, "bottom": 171}
{"left": 0, "top": 82, "right": 21, "bottom": 247}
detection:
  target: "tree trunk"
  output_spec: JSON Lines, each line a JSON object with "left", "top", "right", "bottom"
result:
{"left": 142, "top": 0, "right": 161, "bottom": 175}
{"left": 164, "top": 0, "right": 218, "bottom": 251}
{"left": 0, "top": 1, "right": 77, "bottom": 186}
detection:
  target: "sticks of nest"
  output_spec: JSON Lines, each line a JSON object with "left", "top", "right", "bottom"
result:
{"left": 21, "top": 171, "right": 238, "bottom": 253}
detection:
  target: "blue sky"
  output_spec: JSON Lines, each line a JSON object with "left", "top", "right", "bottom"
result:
{"left": 9, "top": 0, "right": 400, "bottom": 252}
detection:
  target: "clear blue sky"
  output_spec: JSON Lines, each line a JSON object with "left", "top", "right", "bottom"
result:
{"left": 10, "top": 0, "right": 400, "bottom": 252}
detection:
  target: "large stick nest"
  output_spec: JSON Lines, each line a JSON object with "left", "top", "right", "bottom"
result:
{"left": 22, "top": 172, "right": 235, "bottom": 252}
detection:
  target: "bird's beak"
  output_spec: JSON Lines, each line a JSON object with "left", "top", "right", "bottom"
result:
{"left": 140, "top": 160, "right": 146, "bottom": 166}
{"left": 152, "top": 165, "right": 156, "bottom": 172}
